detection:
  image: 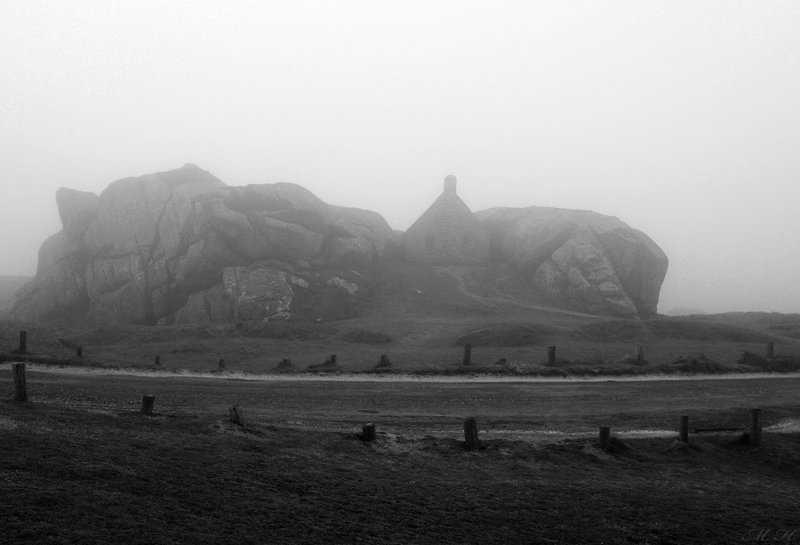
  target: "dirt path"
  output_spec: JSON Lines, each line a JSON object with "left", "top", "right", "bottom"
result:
{"left": 4, "top": 367, "right": 799, "bottom": 441}
{"left": 434, "top": 265, "right": 601, "bottom": 318}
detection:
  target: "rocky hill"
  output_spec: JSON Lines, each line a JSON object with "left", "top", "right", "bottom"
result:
{"left": 11, "top": 165, "right": 668, "bottom": 324}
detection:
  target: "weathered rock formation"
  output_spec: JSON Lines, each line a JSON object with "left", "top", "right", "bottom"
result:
{"left": 12, "top": 164, "right": 393, "bottom": 324}
{"left": 12, "top": 166, "right": 668, "bottom": 323}
{"left": 477, "top": 207, "right": 668, "bottom": 317}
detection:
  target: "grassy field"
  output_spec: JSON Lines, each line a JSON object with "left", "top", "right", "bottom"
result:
{"left": 2, "top": 369, "right": 800, "bottom": 544}
{"left": 3, "top": 270, "right": 800, "bottom": 542}
{"left": 2, "top": 264, "right": 800, "bottom": 376}
{"left": 2, "top": 313, "right": 799, "bottom": 377}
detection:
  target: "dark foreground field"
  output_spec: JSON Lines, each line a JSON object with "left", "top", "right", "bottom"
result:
{"left": 2, "top": 369, "right": 800, "bottom": 544}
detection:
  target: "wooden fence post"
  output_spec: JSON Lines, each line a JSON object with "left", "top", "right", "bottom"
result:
{"left": 76, "top": 346, "right": 83, "bottom": 358}
{"left": 12, "top": 363, "right": 27, "bottom": 402}
{"left": 635, "top": 345, "right": 645, "bottom": 364}
{"left": 463, "top": 344, "right": 472, "bottom": 365}
{"left": 766, "top": 342, "right": 774, "bottom": 359}
{"left": 547, "top": 346, "right": 556, "bottom": 365}
{"left": 680, "top": 415, "right": 689, "bottom": 443}
{"left": 361, "top": 422, "right": 376, "bottom": 442}
{"left": 140, "top": 395, "right": 155, "bottom": 415}
{"left": 377, "top": 354, "right": 391, "bottom": 368}
{"left": 18, "top": 330, "right": 27, "bottom": 355}
{"left": 599, "top": 426, "right": 611, "bottom": 450}
{"left": 229, "top": 405, "right": 246, "bottom": 426}
{"left": 750, "top": 408, "right": 762, "bottom": 446}
{"left": 464, "top": 416, "right": 479, "bottom": 449}
{"left": 218, "top": 359, "right": 225, "bottom": 369}
{"left": 154, "top": 355, "right": 161, "bottom": 367}
{"left": 329, "top": 354, "right": 337, "bottom": 366}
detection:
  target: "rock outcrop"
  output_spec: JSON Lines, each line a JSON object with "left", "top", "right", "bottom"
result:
{"left": 477, "top": 207, "right": 668, "bottom": 317}
{"left": 12, "top": 164, "right": 393, "bottom": 324}
{"left": 12, "top": 166, "right": 668, "bottom": 323}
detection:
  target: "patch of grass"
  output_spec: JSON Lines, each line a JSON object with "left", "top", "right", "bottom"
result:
{"left": 338, "top": 329, "right": 392, "bottom": 344}
{"left": 455, "top": 324, "right": 541, "bottom": 347}
{"left": 1, "top": 397, "right": 799, "bottom": 544}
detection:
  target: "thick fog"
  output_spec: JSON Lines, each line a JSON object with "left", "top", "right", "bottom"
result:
{"left": 2, "top": 1, "right": 799, "bottom": 314}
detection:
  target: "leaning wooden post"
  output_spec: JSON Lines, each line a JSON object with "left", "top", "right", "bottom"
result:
{"left": 12, "top": 363, "right": 28, "bottom": 403}
{"left": 140, "top": 395, "right": 155, "bottom": 415}
{"left": 462, "top": 344, "right": 472, "bottom": 365}
{"left": 361, "top": 422, "right": 376, "bottom": 442}
{"left": 766, "top": 342, "right": 774, "bottom": 359}
{"left": 229, "top": 405, "right": 246, "bottom": 426}
{"left": 547, "top": 346, "right": 556, "bottom": 365}
{"left": 599, "top": 425, "right": 611, "bottom": 450}
{"left": 18, "top": 330, "right": 27, "bottom": 355}
{"left": 679, "top": 415, "right": 689, "bottom": 443}
{"left": 750, "top": 408, "right": 763, "bottom": 446}
{"left": 464, "top": 416, "right": 479, "bottom": 449}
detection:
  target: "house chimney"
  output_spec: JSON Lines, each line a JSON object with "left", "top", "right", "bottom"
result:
{"left": 444, "top": 175, "right": 457, "bottom": 195}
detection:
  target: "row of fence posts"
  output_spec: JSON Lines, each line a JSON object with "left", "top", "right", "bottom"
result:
{"left": 365, "top": 410, "right": 766, "bottom": 449}
{"left": 7, "top": 330, "right": 780, "bottom": 369}
{"left": 6, "top": 363, "right": 769, "bottom": 448}
{"left": 462, "top": 342, "right": 779, "bottom": 366}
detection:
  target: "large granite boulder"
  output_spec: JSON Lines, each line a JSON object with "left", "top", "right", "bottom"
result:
{"left": 56, "top": 188, "right": 99, "bottom": 240}
{"left": 326, "top": 206, "right": 396, "bottom": 266}
{"left": 477, "top": 207, "right": 668, "bottom": 317}
{"left": 13, "top": 164, "right": 394, "bottom": 324}
{"left": 12, "top": 231, "right": 88, "bottom": 321}
{"left": 173, "top": 265, "right": 293, "bottom": 324}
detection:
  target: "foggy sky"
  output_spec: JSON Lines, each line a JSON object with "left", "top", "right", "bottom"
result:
{"left": 2, "top": 1, "right": 799, "bottom": 314}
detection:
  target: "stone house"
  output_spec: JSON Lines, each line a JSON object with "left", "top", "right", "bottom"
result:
{"left": 403, "top": 175, "right": 490, "bottom": 264}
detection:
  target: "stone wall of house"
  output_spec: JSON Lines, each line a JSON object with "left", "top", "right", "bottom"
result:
{"left": 403, "top": 176, "right": 490, "bottom": 264}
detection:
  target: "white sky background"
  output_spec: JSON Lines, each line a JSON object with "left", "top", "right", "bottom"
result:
{"left": 1, "top": 1, "right": 799, "bottom": 314}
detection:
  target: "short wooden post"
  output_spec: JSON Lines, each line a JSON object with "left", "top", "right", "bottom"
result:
{"left": 140, "top": 395, "right": 155, "bottom": 415}
{"left": 750, "top": 408, "right": 762, "bottom": 446}
{"left": 464, "top": 416, "right": 479, "bottom": 449}
{"left": 599, "top": 425, "right": 611, "bottom": 450}
{"left": 377, "top": 354, "right": 391, "bottom": 367}
{"left": 766, "top": 342, "right": 774, "bottom": 359}
{"left": 229, "top": 405, "right": 246, "bottom": 426}
{"left": 463, "top": 344, "right": 472, "bottom": 365}
{"left": 76, "top": 346, "right": 83, "bottom": 358}
{"left": 329, "top": 354, "right": 337, "bottom": 366}
{"left": 361, "top": 422, "right": 376, "bottom": 442}
{"left": 635, "top": 345, "right": 644, "bottom": 364}
{"left": 547, "top": 346, "right": 556, "bottom": 365}
{"left": 679, "top": 415, "right": 689, "bottom": 443}
{"left": 18, "top": 330, "right": 27, "bottom": 355}
{"left": 12, "top": 363, "right": 28, "bottom": 403}
{"left": 154, "top": 355, "right": 161, "bottom": 367}
{"left": 218, "top": 358, "right": 225, "bottom": 369}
